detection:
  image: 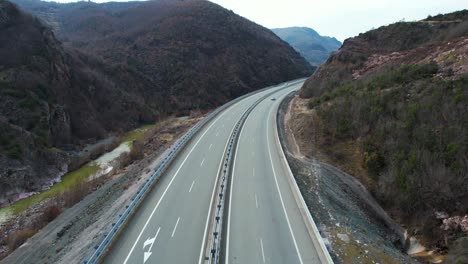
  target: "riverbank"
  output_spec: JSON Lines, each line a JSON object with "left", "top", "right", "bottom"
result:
{"left": 0, "top": 116, "right": 200, "bottom": 262}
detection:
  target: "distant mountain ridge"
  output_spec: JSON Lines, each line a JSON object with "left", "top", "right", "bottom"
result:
{"left": 272, "top": 27, "right": 341, "bottom": 66}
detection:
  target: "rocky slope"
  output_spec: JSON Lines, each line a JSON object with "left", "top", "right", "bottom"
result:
{"left": 0, "top": 0, "right": 312, "bottom": 204}
{"left": 272, "top": 27, "right": 341, "bottom": 66}
{"left": 297, "top": 10, "right": 468, "bottom": 259}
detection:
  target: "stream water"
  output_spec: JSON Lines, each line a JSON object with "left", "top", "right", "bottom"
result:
{"left": 0, "top": 125, "right": 153, "bottom": 225}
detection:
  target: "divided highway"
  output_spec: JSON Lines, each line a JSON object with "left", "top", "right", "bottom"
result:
{"left": 225, "top": 84, "right": 332, "bottom": 263}
{"left": 102, "top": 80, "right": 331, "bottom": 264}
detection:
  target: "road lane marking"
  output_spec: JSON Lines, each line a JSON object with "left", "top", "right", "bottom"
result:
{"left": 198, "top": 110, "right": 240, "bottom": 264}
{"left": 266, "top": 106, "right": 304, "bottom": 264}
{"left": 216, "top": 132, "right": 219, "bottom": 137}
{"left": 171, "top": 217, "right": 181, "bottom": 238}
{"left": 143, "top": 227, "right": 160, "bottom": 263}
{"left": 209, "top": 143, "right": 213, "bottom": 150}
{"left": 260, "top": 238, "right": 265, "bottom": 263}
{"left": 255, "top": 193, "right": 258, "bottom": 209}
{"left": 123, "top": 106, "right": 232, "bottom": 264}
{"left": 226, "top": 109, "right": 251, "bottom": 264}
{"left": 189, "top": 181, "right": 195, "bottom": 193}
{"left": 200, "top": 158, "right": 205, "bottom": 167}
{"left": 252, "top": 151, "right": 255, "bottom": 157}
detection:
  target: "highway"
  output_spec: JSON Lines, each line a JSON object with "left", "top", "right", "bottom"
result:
{"left": 102, "top": 80, "right": 331, "bottom": 264}
{"left": 225, "top": 83, "right": 328, "bottom": 264}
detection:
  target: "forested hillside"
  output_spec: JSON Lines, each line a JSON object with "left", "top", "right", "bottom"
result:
{"left": 297, "top": 10, "right": 468, "bottom": 256}
{"left": 1, "top": 0, "right": 312, "bottom": 204}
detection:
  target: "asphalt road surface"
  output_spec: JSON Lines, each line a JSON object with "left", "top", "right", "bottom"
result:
{"left": 103, "top": 82, "right": 300, "bottom": 264}
{"left": 225, "top": 84, "right": 325, "bottom": 264}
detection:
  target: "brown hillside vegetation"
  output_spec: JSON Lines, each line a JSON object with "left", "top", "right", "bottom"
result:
{"left": 13, "top": 0, "right": 314, "bottom": 111}
{"left": 299, "top": 10, "right": 468, "bottom": 259}
{"left": 1, "top": 0, "right": 312, "bottom": 203}
{"left": 0, "top": 0, "right": 162, "bottom": 201}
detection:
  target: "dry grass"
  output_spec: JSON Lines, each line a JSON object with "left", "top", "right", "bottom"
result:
{"left": 159, "top": 133, "right": 173, "bottom": 142}
{"left": 61, "top": 182, "right": 91, "bottom": 208}
{"left": 290, "top": 97, "right": 374, "bottom": 188}
{"left": 5, "top": 228, "right": 38, "bottom": 252}
{"left": 41, "top": 204, "right": 61, "bottom": 223}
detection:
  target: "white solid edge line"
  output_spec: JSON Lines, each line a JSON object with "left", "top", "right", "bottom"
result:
{"left": 260, "top": 238, "right": 266, "bottom": 263}
{"left": 226, "top": 101, "right": 251, "bottom": 264}
{"left": 226, "top": 87, "right": 289, "bottom": 264}
{"left": 197, "top": 108, "right": 240, "bottom": 264}
{"left": 171, "top": 217, "right": 181, "bottom": 238}
{"left": 123, "top": 105, "right": 232, "bottom": 264}
{"left": 267, "top": 101, "right": 304, "bottom": 264}
{"left": 271, "top": 94, "right": 334, "bottom": 263}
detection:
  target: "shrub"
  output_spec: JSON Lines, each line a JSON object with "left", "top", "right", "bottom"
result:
{"left": 335, "top": 117, "right": 352, "bottom": 139}
{"left": 6, "top": 228, "right": 38, "bottom": 251}
{"left": 307, "top": 99, "right": 316, "bottom": 109}
{"left": 42, "top": 204, "right": 62, "bottom": 223}
{"left": 364, "top": 152, "right": 385, "bottom": 179}
{"left": 63, "top": 182, "right": 90, "bottom": 207}
{"left": 129, "top": 140, "right": 144, "bottom": 161}
{"left": 18, "top": 97, "right": 39, "bottom": 110}
{"left": 444, "top": 143, "right": 460, "bottom": 165}
{"left": 5, "top": 142, "right": 22, "bottom": 159}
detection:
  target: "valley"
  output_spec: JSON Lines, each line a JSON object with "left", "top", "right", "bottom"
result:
{"left": 0, "top": 1, "right": 466, "bottom": 263}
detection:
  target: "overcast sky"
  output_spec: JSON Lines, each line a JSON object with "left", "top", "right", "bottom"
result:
{"left": 209, "top": 0, "right": 467, "bottom": 41}
{"left": 48, "top": 0, "right": 467, "bottom": 41}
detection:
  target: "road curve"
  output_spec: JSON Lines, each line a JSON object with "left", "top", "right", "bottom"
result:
{"left": 102, "top": 82, "right": 295, "bottom": 264}
{"left": 225, "top": 82, "right": 332, "bottom": 264}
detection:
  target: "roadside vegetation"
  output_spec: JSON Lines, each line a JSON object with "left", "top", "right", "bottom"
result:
{"left": 0, "top": 123, "right": 154, "bottom": 257}
{"left": 307, "top": 62, "right": 467, "bottom": 251}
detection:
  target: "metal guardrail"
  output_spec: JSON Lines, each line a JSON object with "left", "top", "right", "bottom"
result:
{"left": 84, "top": 107, "right": 223, "bottom": 264}
{"left": 274, "top": 92, "right": 334, "bottom": 263}
{"left": 204, "top": 86, "right": 294, "bottom": 263}
{"left": 83, "top": 80, "right": 304, "bottom": 264}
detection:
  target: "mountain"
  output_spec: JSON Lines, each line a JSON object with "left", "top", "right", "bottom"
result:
{"left": 0, "top": 0, "right": 168, "bottom": 202}
{"left": 272, "top": 27, "right": 341, "bottom": 66}
{"left": 13, "top": 0, "right": 314, "bottom": 111}
{"left": 296, "top": 10, "right": 468, "bottom": 253}
{"left": 0, "top": 0, "right": 313, "bottom": 203}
